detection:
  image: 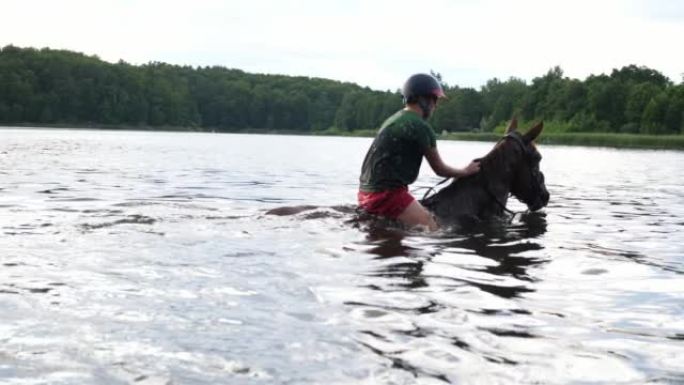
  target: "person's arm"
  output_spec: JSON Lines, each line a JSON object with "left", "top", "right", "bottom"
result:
{"left": 424, "top": 147, "right": 480, "bottom": 178}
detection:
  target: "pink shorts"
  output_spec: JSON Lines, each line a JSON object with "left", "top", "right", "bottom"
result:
{"left": 357, "top": 186, "right": 415, "bottom": 219}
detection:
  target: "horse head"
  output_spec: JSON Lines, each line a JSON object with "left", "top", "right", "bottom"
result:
{"left": 422, "top": 118, "right": 549, "bottom": 225}
{"left": 503, "top": 118, "right": 550, "bottom": 212}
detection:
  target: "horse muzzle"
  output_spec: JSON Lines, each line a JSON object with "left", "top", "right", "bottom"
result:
{"left": 529, "top": 190, "right": 550, "bottom": 212}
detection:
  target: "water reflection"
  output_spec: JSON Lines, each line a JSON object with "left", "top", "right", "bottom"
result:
{"left": 360, "top": 212, "right": 548, "bottom": 292}
{"left": 346, "top": 212, "right": 550, "bottom": 381}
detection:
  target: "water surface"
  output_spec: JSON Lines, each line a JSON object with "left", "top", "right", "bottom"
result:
{"left": 1, "top": 128, "right": 683, "bottom": 384}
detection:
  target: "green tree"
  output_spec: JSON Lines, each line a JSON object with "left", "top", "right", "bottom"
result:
{"left": 586, "top": 75, "right": 627, "bottom": 131}
{"left": 432, "top": 87, "right": 484, "bottom": 132}
{"left": 641, "top": 92, "right": 669, "bottom": 134}
{"left": 664, "top": 86, "right": 684, "bottom": 134}
{"left": 611, "top": 65, "right": 671, "bottom": 88}
{"left": 334, "top": 92, "right": 359, "bottom": 131}
{"left": 624, "top": 82, "right": 661, "bottom": 131}
{"left": 480, "top": 77, "right": 528, "bottom": 130}
{"left": 1, "top": 45, "right": 680, "bottom": 136}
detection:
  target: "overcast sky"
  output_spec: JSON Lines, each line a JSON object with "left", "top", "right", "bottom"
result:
{"left": 2, "top": 0, "right": 682, "bottom": 90}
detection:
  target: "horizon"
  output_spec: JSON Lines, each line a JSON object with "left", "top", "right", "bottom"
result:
{"left": 2, "top": 43, "right": 680, "bottom": 93}
{"left": 2, "top": 0, "right": 682, "bottom": 92}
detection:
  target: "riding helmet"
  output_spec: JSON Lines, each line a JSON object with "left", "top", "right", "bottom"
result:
{"left": 401, "top": 73, "right": 446, "bottom": 104}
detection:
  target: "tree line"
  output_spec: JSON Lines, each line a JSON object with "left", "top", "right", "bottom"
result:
{"left": 1, "top": 45, "right": 682, "bottom": 134}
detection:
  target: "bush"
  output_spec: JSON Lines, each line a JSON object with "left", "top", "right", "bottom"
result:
{"left": 619, "top": 122, "right": 640, "bottom": 133}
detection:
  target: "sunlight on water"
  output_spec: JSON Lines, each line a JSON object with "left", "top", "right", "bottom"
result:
{"left": 1, "top": 128, "right": 683, "bottom": 384}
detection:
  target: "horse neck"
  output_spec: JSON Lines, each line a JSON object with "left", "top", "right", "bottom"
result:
{"left": 479, "top": 141, "right": 517, "bottom": 197}
{"left": 431, "top": 141, "right": 518, "bottom": 217}
{"left": 423, "top": 169, "right": 497, "bottom": 220}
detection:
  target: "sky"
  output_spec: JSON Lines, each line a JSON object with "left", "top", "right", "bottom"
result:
{"left": 2, "top": 0, "right": 682, "bottom": 91}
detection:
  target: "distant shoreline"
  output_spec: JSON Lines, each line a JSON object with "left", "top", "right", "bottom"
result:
{"left": 2, "top": 124, "right": 683, "bottom": 150}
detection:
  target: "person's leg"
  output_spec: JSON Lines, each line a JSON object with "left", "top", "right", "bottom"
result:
{"left": 397, "top": 200, "right": 438, "bottom": 231}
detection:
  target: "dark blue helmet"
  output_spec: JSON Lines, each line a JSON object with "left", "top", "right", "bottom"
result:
{"left": 401, "top": 73, "right": 446, "bottom": 104}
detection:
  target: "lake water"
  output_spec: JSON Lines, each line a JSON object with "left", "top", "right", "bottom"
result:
{"left": 1, "top": 128, "right": 683, "bottom": 384}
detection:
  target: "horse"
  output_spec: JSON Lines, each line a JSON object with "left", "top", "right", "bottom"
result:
{"left": 266, "top": 118, "right": 549, "bottom": 231}
{"left": 421, "top": 118, "right": 549, "bottom": 227}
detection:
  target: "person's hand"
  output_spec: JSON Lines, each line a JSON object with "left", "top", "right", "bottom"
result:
{"left": 463, "top": 160, "right": 481, "bottom": 176}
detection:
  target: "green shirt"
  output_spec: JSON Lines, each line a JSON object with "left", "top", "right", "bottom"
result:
{"left": 359, "top": 109, "right": 437, "bottom": 192}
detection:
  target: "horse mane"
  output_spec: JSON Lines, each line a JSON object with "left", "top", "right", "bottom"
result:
{"left": 422, "top": 136, "right": 524, "bottom": 222}
{"left": 478, "top": 136, "right": 522, "bottom": 180}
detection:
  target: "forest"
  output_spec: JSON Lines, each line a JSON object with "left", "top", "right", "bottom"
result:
{"left": 1, "top": 45, "right": 682, "bottom": 135}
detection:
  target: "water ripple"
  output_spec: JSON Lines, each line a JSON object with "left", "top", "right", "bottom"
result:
{"left": 1, "top": 131, "right": 683, "bottom": 384}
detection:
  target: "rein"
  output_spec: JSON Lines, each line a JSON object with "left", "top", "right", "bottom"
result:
{"left": 421, "top": 132, "right": 529, "bottom": 217}
{"left": 420, "top": 176, "right": 451, "bottom": 201}
{"left": 479, "top": 162, "right": 517, "bottom": 216}
{"left": 483, "top": 132, "right": 531, "bottom": 216}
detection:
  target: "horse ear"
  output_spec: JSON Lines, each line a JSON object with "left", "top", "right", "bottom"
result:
{"left": 522, "top": 121, "right": 544, "bottom": 143}
{"left": 505, "top": 117, "right": 518, "bottom": 134}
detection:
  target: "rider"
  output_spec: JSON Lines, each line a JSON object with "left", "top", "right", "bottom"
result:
{"left": 357, "top": 73, "right": 481, "bottom": 230}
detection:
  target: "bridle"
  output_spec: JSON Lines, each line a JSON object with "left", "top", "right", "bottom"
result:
{"left": 479, "top": 132, "right": 530, "bottom": 216}
{"left": 421, "top": 132, "right": 543, "bottom": 217}
{"left": 479, "top": 162, "right": 518, "bottom": 216}
{"left": 490, "top": 131, "right": 545, "bottom": 214}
